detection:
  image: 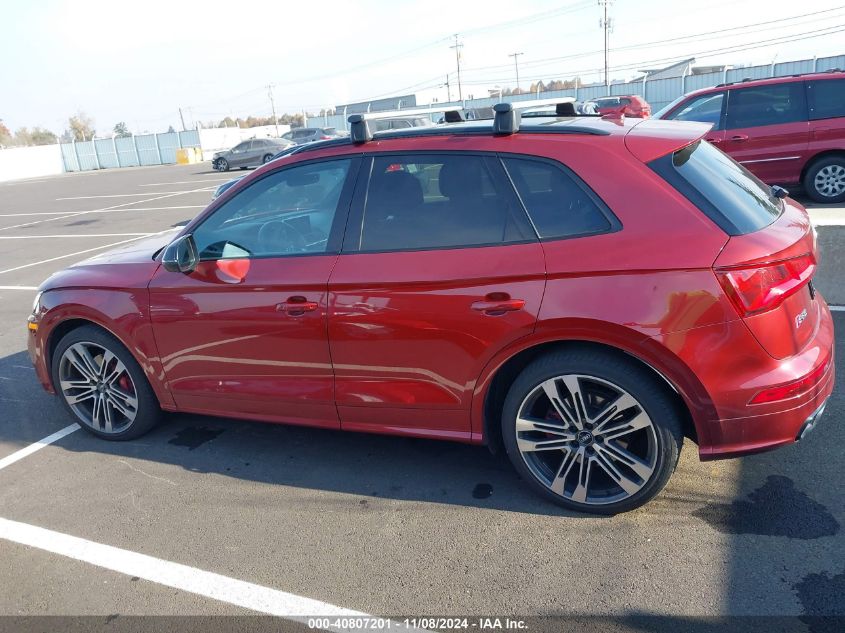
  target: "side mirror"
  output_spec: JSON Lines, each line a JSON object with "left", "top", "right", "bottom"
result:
{"left": 162, "top": 235, "right": 199, "bottom": 273}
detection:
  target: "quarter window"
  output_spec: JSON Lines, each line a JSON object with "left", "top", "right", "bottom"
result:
{"left": 192, "top": 159, "right": 353, "bottom": 259}
{"left": 357, "top": 155, "right": 533, "bottom": 251}
{"left": 726, "top": 83, "right": 807, "bottom": 129}
{"left": 807, "top": 78, "right": 845, "bottom": 120}
{"left": 502, "top": 158, "right": 612, "bottom": 239}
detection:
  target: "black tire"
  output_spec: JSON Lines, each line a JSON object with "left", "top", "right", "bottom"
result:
{"left": 501, "top": 348, "right": 683, "bottom": 515}
{"left": 803, "top": 155, "right": 845, "bottom": 204}
{"left": 262, "top": 153, "right": 273, "bottom": 164}
{"left": 217, "top": 158, "right": 229, "bottom": 172}
{"left": 51, "top": 325, "right": 162, "bottom": 441}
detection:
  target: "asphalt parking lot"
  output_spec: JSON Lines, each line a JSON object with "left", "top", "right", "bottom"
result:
{"left": 0, "top": 164, "right": 843, "bottom": 631}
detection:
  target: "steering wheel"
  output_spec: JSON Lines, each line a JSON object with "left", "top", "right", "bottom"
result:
{"left": 257, "top": 220, "right": 308, "bottom": 254}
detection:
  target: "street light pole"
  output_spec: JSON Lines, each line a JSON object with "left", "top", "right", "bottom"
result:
{"left": 508, "top": 52, "right": 524, "bottom": 92}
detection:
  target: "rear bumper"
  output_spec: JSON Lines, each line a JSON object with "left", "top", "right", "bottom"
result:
{"left": 699, "top": 356, "right": 834, "bottom": 460}
{"left": 654, "top": 296, "right": 836, "bottom": 460}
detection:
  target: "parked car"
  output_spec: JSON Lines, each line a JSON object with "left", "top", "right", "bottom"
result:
{"left": 654, "top": 70, "right": 845, "bottom": 203}
{"left": 212, "top": 138, "right": 293, "bottom": 172}
{"left": 370, "top": 116, "right": 435, "bottom": 131}
{"left": 28, "top": 113, "right": 833, "bottom": 515}
{"left": 281, "top": 127, "right": 344, "bottom": 144}
{"left": 211, "top": 145, "right": 305, "bottom": 199}
{"left": 588, "top": 95, "right": 651, "bottom": 118}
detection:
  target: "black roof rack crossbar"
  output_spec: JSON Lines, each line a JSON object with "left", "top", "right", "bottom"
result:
{"left": 491, "top": 97, "right": 577, "bottom": 135}
{"left": 348, "top": 105, "right": 466, "bottom": 144}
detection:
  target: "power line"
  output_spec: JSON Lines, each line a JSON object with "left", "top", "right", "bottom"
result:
{"left": 455, "top": 23, "right": 845, "bottom": 87}
{"left": 458, "top": 5, "right": 845, "bottom": 77}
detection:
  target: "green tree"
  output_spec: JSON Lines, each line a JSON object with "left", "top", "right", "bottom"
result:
{"left": 14, "top": 127, "right": 33, "bottom": 145}
{"left": 67, "top": 112, "right": 95, "bottom": 141}
{"left": 30, "top": 127, "right": 58, "bottom": 145}
{"left": 0, "top": 119, "right": 12, "bottom": 146}
{"left": 113, "top": 122, "right": 131, "bottom": 138}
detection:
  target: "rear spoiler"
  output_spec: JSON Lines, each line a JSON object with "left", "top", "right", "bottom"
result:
{"left": 624, "top": 119, "right": 714, "bottom": 163}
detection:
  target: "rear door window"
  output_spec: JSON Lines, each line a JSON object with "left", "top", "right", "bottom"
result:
{"left": 501, "top": 157, "right": 615, "bottom": 240}
{"left": 354, "top": 154, "right": 534, "bottom": 252}
{"left": 725, "top": 82, "right": 807, "bottom": 129}
{"left": 807, "top": 78, "right": 845, "bottom": 120}
{"left": 650, "top": 139, "right": 782, "bottom": 235}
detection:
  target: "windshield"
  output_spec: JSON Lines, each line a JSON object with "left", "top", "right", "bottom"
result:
{"left": 653, "top": 94, "right": 687, "bottom": 119}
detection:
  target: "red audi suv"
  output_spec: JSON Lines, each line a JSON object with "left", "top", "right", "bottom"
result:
{"left": 27, "top": 108, "right": 834, "bottom": 514}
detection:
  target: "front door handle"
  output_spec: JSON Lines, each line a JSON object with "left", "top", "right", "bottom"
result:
{"left": 730, "top": 134, "right": 749, "bottom": 142}
{"left": 277, "top": 297, "right": 319, "bottom": 316}
{"left": 471, "top": 298, "right": 525, "bottom": 315}
{"left": 705, "top": 137, "right": 722, "bottom": 144}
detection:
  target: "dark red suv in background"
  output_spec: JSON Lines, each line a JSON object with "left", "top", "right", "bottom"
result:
{"left": 656, "top": 70, "right": 845, "bottom": 203}
{"left": 27, "top": 108, "right": 834, "bottom": 514}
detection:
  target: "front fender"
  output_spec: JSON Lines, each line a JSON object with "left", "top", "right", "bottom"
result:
{"left": 35, "top": 288, "right": 174, "bottom": 407}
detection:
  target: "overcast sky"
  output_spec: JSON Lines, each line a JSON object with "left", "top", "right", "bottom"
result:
{"left": 1, "top": 0, "right": 843, "bottom": 135}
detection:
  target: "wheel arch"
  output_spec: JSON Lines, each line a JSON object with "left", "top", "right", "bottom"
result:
{"left": 800, "top": 149, "right": 845, "bottom": 184}
{"left": 473, "top": 325, "right": 715, "bottom": 454}
{"left": 40, "top": 294, "right": 174, "bottom": 408}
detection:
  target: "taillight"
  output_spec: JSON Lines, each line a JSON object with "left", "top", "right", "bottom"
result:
{"left": 716, "top": 253, "right": 815, "bottom": 316}
{"left": 750, "top": 358, "right": 830, "bottom": 404}
{"left": 319, "top": 135, "right": 331, "bottom": 140}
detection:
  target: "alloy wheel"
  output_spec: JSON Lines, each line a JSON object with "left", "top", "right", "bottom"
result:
{"left": 515, "top": 374, "right": 658, "bottom": 506}
{"left": 58, "top": 341, "right": 139, "bottom": 434}
{"left": 814, "top": 164, "right": 845, "bottom": 198}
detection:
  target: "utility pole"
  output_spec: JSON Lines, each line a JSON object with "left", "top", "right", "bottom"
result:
{"left": 450, "top": 35, "right": 464, "bottom": 102}
{"left": 508, "top": 52, "right": 524, "bottom": 92}
{"left": 178, "top": 108, "right": 187, "bottom": 131}
{"left": 268, "top": 84, "right": 279, "bottom": 137}
{"left": 598, "top": 0, "right": 613, "bottom": 88}
{"left": 445, "top": 75, "right": 451, "bottom": 102}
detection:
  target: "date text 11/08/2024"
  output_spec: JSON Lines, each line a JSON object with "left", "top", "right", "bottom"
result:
{"left": 307, "top": 617, "right": 528, "bottom": 630}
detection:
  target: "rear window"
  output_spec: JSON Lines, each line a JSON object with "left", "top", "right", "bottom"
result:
{"left": 651, "top": 140, "right": 782, "bottom": 235}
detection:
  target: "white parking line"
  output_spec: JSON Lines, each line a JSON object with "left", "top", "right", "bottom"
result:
{"left": 0, "top": 205, "right": 205, "bottom": 218}
{"left": 0, "top": 424, "right": 80, "bottom": 472}
{"left": 0, "top": 229, "right": 175, "bottom": 276}
{"left": 56, "top": 191, "right": 213, "bottom": 200}
{"left": 830, "top": 305, "right": 845, "bottom": 312}
{"left": 0, "top": 516, "right": 370, "bottom": 624}
{"left": 0, "top": 233, "right": 150, "bottom": 239}
{"left": 0, "top": 286, "right": 38, "bottom": 290}
{"left": 0, "top": 188, "right": 210, "bottom": 233}
{"left": 139, "top": 178, "right": 233, "bottom": 186}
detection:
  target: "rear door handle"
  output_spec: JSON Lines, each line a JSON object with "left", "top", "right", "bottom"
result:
{"left": 277, "top": 297, "right": 319, "bottom": 316}
{"left": 471, "top": 298, "right": 525, "bottom": 315}
{"left": 730, "top": 134, "right": 749, "bottom": 142}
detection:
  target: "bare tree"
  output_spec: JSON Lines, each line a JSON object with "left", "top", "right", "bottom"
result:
{"left": 67, "top": 112, "right": 95, "bottom": 141}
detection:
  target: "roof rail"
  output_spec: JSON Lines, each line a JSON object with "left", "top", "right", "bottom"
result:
{"left": 348, "top": 105, "right": 465, "bottom": 144}
{"left": 492, "top": 97, "right": 577, "bottom": 136}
